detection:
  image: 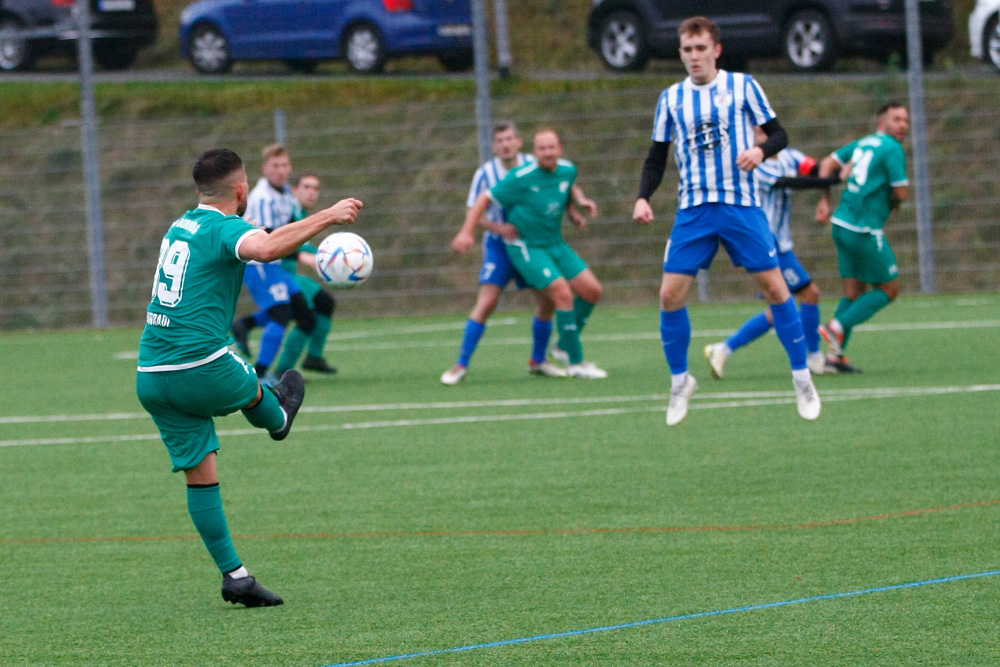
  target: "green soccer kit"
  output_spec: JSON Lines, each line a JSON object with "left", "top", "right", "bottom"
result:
{"left": 830, "top": 131, "right": 908, "bottom": 283}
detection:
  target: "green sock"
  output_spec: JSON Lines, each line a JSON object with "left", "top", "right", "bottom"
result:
{"left": 187, "top": 484, "right": 241, "bottom": 573}
{"left": 274, "top": 326, "right": 309, "bottom": 375}
{"left": 573, "top": 297, "right": 595, "bottom": 334}
{"left": 556, "top": 309, "right": 583, "bottom": 364}
{"left": 838, "top": 290, "right": 891, "bottom": 333}
{"left": 307, "top": 314, "right": 332, "bottom": 358}
{"left": 834, "top": 297, "right": 855, "bottom": 350}
{"left": 241, "top": 385, "right": 285, "bottom": 432}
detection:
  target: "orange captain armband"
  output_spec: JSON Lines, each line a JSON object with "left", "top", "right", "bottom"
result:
{"left": 799, "top": 155, "right": 816, "bottom": 176}
{"left": 798, "top": 156, "right": 817, "bottom": 176}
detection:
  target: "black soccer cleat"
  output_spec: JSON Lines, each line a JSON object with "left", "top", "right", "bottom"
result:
{"left": 222, "top": 573, "right": 283, "bottom": 608}
{"left": 824, "top": 355, "right": 864, "bottom": 374}
{"left": 302, "top": 356, "right": 337, "bottom": 374}
{"left": 268, "top": 370, "right": 306, "bottom": 441}
{"left": 231, "top": 319, "right": 252, "bottom": 357}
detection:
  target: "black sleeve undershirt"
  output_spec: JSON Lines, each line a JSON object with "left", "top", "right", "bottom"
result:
{"left": 773, "top": 174, "right": 841, "bottom": 189}
{"left": 758, "top": 118, "right": 788, "bottom": 159}
{"left": 637, "top": 140, "right": 670, "bottom": 201}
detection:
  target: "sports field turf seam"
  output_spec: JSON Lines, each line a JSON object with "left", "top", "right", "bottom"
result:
{"left": 318, "top": 569, "right": 1000, "bottom": 667}
{"left": 3, "top": 498, "right": 997, "bottom": 545}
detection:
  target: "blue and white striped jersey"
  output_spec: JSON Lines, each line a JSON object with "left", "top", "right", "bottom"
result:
{"left": 754, "top": 148, "right": 809, "bottom": 253}
{"left": 245, "top": 177, "right": 297, "bottom": 231}
{"left": 466, "top": 153, "right": 535, "bottom": 243}
{"left": 652, "top": 70, "right": 776, "bottom": 209}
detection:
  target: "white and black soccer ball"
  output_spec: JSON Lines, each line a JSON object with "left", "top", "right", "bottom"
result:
{"left": 315, "top": 231, "right": 373, "bottom": 288}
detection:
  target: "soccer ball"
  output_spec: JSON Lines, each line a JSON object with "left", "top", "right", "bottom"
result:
{"left": 315, "top": 231, "right": 373, "bottom": 288}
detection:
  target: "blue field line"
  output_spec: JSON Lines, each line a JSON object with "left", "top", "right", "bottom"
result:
{"left": 321, "top": 569, "right": 1000, "bottom": 666}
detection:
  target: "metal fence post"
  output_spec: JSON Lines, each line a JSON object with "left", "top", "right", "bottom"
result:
{"left": 472, "top": 0, "right": 492, "bottom": 163}
{"left": 274, "top": 108, "right": 287, "bottom": 146}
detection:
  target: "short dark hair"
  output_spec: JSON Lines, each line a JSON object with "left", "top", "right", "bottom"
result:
{"left": 493, "top": 121, "right": 519, "bottom": 137}
{"left": 877, "top": 102, "right": 906, "bottom": 119}
{"left": 679, "top": 16, "right": 721, "bottom": 44}
{"left": 193, "top": 149, "right": 243, "bottom": 197}
{"left": 291, "top": 172, "right": 320, "bottom": 188}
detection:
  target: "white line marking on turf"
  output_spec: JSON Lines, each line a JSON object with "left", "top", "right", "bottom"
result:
{"left": 2, "top": 384, "right": 997, "bottom": 448}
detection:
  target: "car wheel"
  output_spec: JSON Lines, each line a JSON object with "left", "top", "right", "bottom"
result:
{"left": 438, "top": 51, "right": 473, "bottom": 72}
{"left": 784, "top": 10, "right": 836, "bottom": 72}
{"left": 597, "top": 11, "right": 648, "bottom": 72}
{"left": 94, "top": 45, "right": 139, "bottom": 70}
{"left": 344, "top": 24, "right": 386, "bottom": 73}
{"left": 285, "top": 59, "right": 319, "bottom": 74}
{"left": 0, "top": 17, "right": 33, "bottom": 72}
{"left": 985, "top": 16, "right": 1000, "bottom": 73}
{"left": 189, "top": 23, "right": 232, "bottom": 74}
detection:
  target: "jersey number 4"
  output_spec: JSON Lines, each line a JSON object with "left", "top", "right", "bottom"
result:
{"left": 152, "top": 239, "right": 191, "bottom": 307}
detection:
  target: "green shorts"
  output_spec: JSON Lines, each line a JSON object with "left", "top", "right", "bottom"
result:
{"left": 136, "top": 350, "right": 259, "bottom": 473}
{"left": 504, "top": 240, "right": 588, "bottom": 289}
{"left": 832, "top": 225, "right": 899, "bottom": 285}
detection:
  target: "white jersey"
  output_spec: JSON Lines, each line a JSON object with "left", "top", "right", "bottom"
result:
{"left": 245, "top": 177, "right": 297, "bottom": 231}
{"left": 466, "top": 153, "right": 535, "bottom": 243}
{"left": 754, "top": 147, "right": 809, "bottom": 253}
{"left": 652, "top": 69, "right": 776, "bottom": 210}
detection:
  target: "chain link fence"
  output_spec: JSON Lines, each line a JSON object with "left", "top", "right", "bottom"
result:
{"left": 1, "top": 75, "right": 997, "bottom": 330}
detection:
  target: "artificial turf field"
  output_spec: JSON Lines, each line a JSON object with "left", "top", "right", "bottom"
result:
{"left": 2, "top": 293, "right": 999, "bottom": 666}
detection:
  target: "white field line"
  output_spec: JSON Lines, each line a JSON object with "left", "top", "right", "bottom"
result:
{"left": 2, "top": 384, "right": 998, "bottom": 448}
{"left": 110, "top": 318, "right": 1000, "bottom": 359}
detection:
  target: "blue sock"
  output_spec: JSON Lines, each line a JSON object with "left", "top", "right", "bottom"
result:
{"left": 770, "top": 298, "right": 807, "bottom": 370}
{"left": 252, "top": 310, "right": 270, "bottom": 327}
{"left": 457, "top": 319, "right": 486, "bottom": 367}
{"left": 257, "top": 321, "right": 286, "bottom": 368}
{"left": 531, "top": 317, "right": 553, "bottom": 364}
{"left": 726, "top": 312, "right": 772, "bottom": 351}
{"left": 799, "top": 302, "right": 821, "bottom": 354}
{"left": 660, "top": 308, "right": 691, "bottom": 375}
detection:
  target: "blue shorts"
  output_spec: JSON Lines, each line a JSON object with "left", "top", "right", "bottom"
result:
{"left": 480, "top": 233, "right": 528, "bottom": 289}
{"left": 663, "top": 203, "right": 778, "bottom": 276}
{"left": 777, "top": 249, "right": 813, "bottom": 293}
{"left": 243, "top": 262, "right": 302, "bottom": 310}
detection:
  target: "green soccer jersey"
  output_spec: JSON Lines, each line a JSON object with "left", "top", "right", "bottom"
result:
{"left": 138, "top": 205, "right": 262, "bottom": 370}
{"left": 831, "top": 131, "right": 908, "bottom": 233}
{"left": 488, "top": 159, "right": 577, "bottom": 247}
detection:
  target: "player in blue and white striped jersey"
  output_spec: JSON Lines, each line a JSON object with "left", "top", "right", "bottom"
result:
{"left": 632, "top": 16, "right": 820, "bottom": 425}
{"left": 704, "top": 127, "right": 844, "bottom": 380}
{"left": 441, "top": 122, "right": 568, "bottom": 385}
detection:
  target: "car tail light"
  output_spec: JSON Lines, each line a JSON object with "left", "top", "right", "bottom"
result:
{"left": 382, "top": 0, "right": 413, "bottom": 12}
{"left": 51, "top": 0, "right": 76, "bottom": 6}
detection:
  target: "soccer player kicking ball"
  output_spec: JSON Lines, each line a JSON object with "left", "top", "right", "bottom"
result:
{"left": 814, "top": 103, "right": 910, "bottom": 372}
{"left": 632, "top": 16, "right": 820, "bottom": 424}
{"left": 137, "top": 149, "right": 362, "bottom": 607}
{"left": 454, "top": 128, "right": 607, "bottom": 379}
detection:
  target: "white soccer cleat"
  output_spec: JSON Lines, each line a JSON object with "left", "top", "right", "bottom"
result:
{"left": 567, "top": 361, "right": 608, "bottom": 379}
{"left": 549, "top": 346, "right": 570, "bottom": 364}
{"left": 440, "top": 365, "right": 468, "bottom": 386}
{"left": 703, "top": 342, "right": 729, "bottom": 379}
{"left": 529, "top": 360, "right": 569, "bottom": 378}
{"left": 807, "top": 350, "right": 827, "bottom": 375}
{"left": 793, "top": 375, "right": 821, "bottom": 420}
{"left": 666, "top": 374, "right": 698, "bottom": 426}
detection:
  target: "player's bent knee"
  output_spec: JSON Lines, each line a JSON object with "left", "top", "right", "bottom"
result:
{"left": 797, "top": 282, "right": 820, "bottom": 304}
{"left": 291, "top": 293, "right": 317, "bottom": 334}
{"left": 267, "top": 303, "right": 293, "bottom": 326}
{"left": 313, "top": 291, "right": 335, "bottom": 317}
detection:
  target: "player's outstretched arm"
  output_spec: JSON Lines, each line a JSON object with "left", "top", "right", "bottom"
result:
{"left": 452, "top": 192, "right": 491, "bottom": 253}
{"left": 240, "top": 198, "right": 363, "bottom": 263}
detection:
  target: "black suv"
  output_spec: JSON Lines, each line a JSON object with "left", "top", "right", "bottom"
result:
{"left": 0, "top": 0, "right": 158, "bottom": 71}
{"left": 587, "top": 0, "right": 954, "bottom": 72}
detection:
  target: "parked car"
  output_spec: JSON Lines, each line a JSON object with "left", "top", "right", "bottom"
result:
{"left": 0, "top": 0, "right": 157, "bottom": 71}
{"left": 587, "top": 0, "right": 954, "bottom": 73}
{"left": 179, "top": 0, "right": 473, "bottom": 74}
{"left": 970, "top": 0, "right": 1000, "bottom": 72}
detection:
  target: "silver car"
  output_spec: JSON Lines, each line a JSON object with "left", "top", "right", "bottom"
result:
{"left": 970, "top": 0, "right": 1000, "bottom": 72}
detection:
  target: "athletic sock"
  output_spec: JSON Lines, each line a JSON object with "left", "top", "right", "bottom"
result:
{"left": 274, "top": 326, "right": 308, "bottom": 375}
{"left": 834, "top": 297, "right": 855, "bottom": 350}
{"left": 726, "top": 312, "right": 772, "bottom": 352}
{"left": 660, "top": 307, "right": 691, "bottom": 375}
{"left": 837, "top": 289, "right": 891, "bottom": 332}
{"left": 770, "top": 297, "right": 808, "bottom": 371}
{"left": 531, "top": 317, "right": 553, "bottom": 365}
{"left": 257, "top": 321, "right": 286, "bottom": 368}
{"left": 798, "top": 302, "right": 821, "bottom": 354}
{"left": 556, "top": 310, "right": 583, "bottom": 364}
{"left": 241, "top": 384, "right": 285, "bottom": 432}
{"left": 457, "top": 319, "right": 486, "bottom": 367}
{"left": 572, "top": 297, "right": 596, "bottom": 333}
{"left": 306, "top": 314, "right": 332, "bottom": 358}
{"left": 187, "top": 484, "right": 241, "bottom": 574}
